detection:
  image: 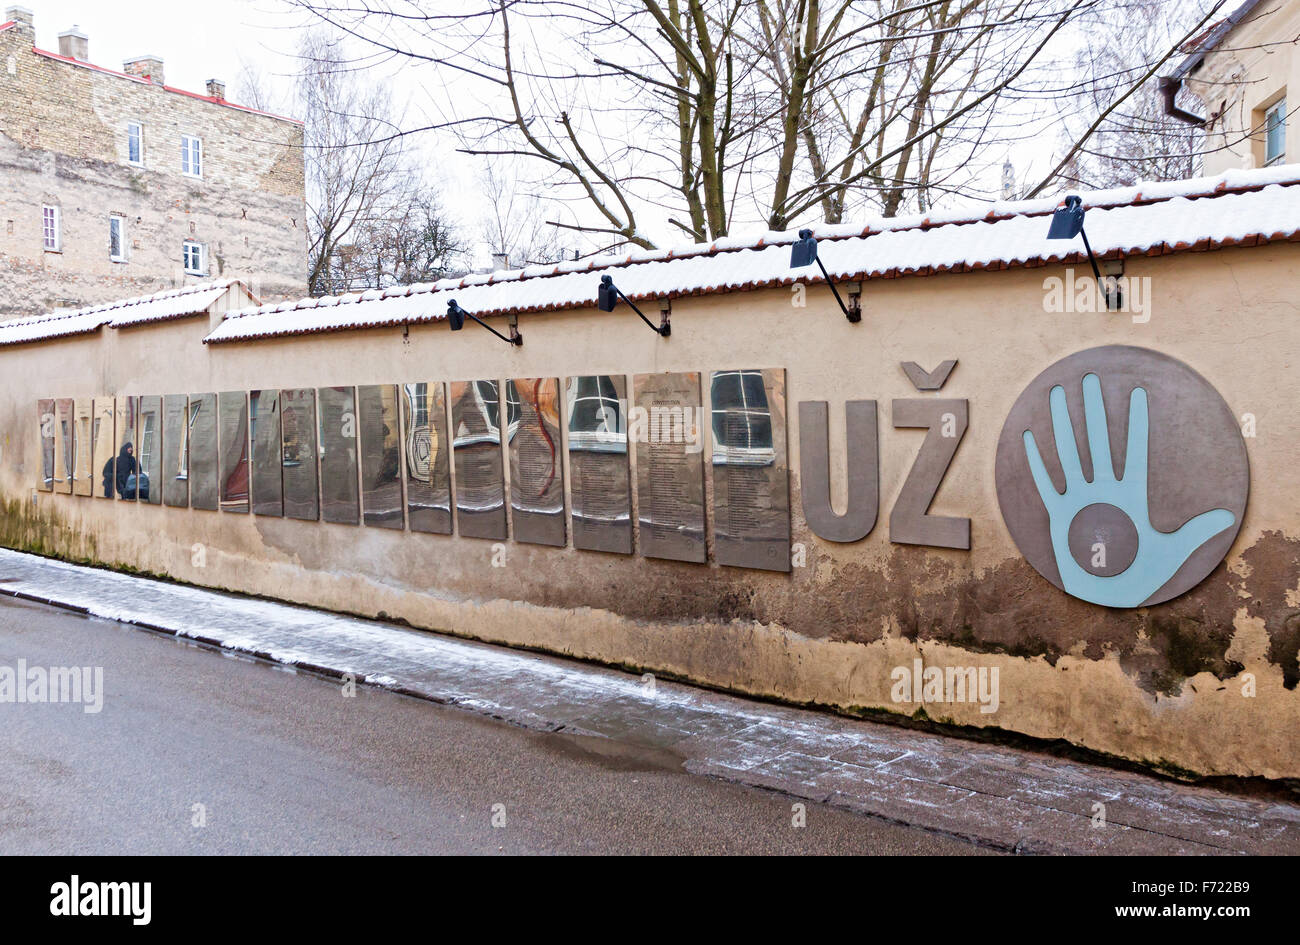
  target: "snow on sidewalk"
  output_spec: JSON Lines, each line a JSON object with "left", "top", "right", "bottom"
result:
{"left": 0, "top": 547, "right": 1295, "bottom": 854}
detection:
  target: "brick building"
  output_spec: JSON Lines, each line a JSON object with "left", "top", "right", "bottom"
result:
{"left": 0, "top": 6, "right": 306, "bottom": 317}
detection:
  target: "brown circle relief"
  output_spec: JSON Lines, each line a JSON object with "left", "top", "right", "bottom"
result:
{"left": 1067, "top": 502, "right": 1138, "bottom": 577}
{"left": 994, "top": 345, "right": 1249, "bottom": 608}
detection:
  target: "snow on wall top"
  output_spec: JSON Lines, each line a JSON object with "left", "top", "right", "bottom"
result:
{"left": 0, "top": 281, "right": 244, "bottom": 346}
{"left": 204, "top": 165, "right": 1300, "bottom": 346}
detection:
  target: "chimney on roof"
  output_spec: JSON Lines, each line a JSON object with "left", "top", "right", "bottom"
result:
{"left": 205, "top": 78, "right": 225, "bottom": 101}
{"left": 492, "top": 253, "right": 510, "bottom": 271}
{"left": 4, "top": 6, "right": 33, "bottom": 33}
{"left": 57, "top": 26, "right": 88, "bottom": 62}
{"left": 123, "top": 55, "right": 165, "bottom": 86}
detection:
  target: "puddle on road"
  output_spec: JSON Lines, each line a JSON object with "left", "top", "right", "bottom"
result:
{"left": 539, "top": 731, "right": 686, "bottom": 773}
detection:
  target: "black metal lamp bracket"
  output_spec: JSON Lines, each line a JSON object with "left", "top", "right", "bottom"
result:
{"left": 816, "top": 258, "right": 861, "bottom": 323}
{"left": 467, "top": 309, "right": 523, "bottom": 346}
{"left": 617, "top": 285, "right": 670, "bottom": 337}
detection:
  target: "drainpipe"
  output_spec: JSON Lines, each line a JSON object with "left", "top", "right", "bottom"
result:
{"left": 1160, "top": 76, "right": 1207, "bottom": 126}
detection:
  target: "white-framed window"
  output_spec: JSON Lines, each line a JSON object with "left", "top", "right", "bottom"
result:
{"left": 139, "top": 411, "right": 157, "bottom": 476}
{"left": 126, "top": 121, "right": 144, "bottom": 166}
{"left": 1265, "top": 98, "right": 1286, "bottom": 166}
{"left": 109, "top": 215, "right": 126, "bottom": 262}
{"left": 183, "top": 240, "right": 206, "bottom": 276}
{"left": 181, "top": 134, "right": 203, "bottom": 178}
{"left": 42, "top": 205, "right": 60, "bottom": 251}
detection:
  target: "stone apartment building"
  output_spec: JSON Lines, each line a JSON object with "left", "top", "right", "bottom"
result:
{"left": 1166, "top": 0, "right": 1296, "bottom": 175}
{"left": 0, "top": 6, "right": 306, "bottom": 317}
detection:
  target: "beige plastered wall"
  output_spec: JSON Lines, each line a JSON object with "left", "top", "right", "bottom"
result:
{"left": 2, "top": 242, "right": 1298, "bottom": 779}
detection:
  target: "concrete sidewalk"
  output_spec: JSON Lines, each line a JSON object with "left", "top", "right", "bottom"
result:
{"left": 1, "top": 548, "right": 1295, "bottom": 855}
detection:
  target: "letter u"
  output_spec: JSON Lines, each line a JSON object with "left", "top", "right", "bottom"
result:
{"left": 798, "top": 400, "right": 879, "bottom": 542}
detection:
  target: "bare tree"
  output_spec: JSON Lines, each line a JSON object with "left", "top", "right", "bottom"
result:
{"left": 329, "top": 181, "right": 467, "bottom": 289}
{"left": 745, "top": 0, "right": 1064, "bottom": 224}
{"left": 239, "top": 34, "right": 465, "bottom": 293}
{"left": 297, "top": 31, "right": 412, "bottom": 293}
{"left": 1025, "top": 0, "right": 1228, "bottom": 195}
{"left": 234, "top": 59, "right": 282, "bottom": 115}
{"left": 1027, "top": 0, "right": 1211, "bottom": 190}
{"left": 287, "top": 0, "right": 1228, "bottom": 248}
{"left": 479, "top": 159, "right": 569, "bottom": 267}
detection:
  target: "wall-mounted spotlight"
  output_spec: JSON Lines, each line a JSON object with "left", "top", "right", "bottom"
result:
{"left": 1047, "top": 195, "right": 1119, "bottom": 310}
{"left": 446, "top": 299, "right": 522, "bottom": 346}
{"left": 790, "top": 229, "right": 861, "bottom": 323}
{"left": 597, "top": 275, "right": 670, "bottom": 336}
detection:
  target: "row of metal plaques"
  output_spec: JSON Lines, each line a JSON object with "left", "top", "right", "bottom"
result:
{"left": 36, "top": 370, "right": 791, "bottom": 571}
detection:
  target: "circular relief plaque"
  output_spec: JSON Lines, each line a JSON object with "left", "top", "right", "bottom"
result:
{"left": 994, "top": 345, "right": 1248, "bottom": 608}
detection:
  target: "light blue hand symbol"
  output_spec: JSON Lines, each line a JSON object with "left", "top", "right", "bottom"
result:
{"left": 1022, "top": 373, "right": 1235, "bottom": 608}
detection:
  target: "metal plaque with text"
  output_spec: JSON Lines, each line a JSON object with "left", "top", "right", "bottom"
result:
{"left": 162, "top": 394, "right": 189, "bottom": 508}
{"left": 137, "top": 396, "right": 163, "bottom": 506}
{"left": 188, "top": 393, "right": 219, "bottom": 511}
{"left": 358, "top": 384, "right": 403, "bottom": 529}
{"left": 72, "top": 400, "right": 93, "bottom": 497}
{"left": 401, "top": 382, "right": 451, "bottom": 535}
{"left": 217, "top": 391, "right": 249, "bottom": 513}
{"left": 509, "top": 377, "right": 565, "bottom": 547}
{"left": 250, "top": 389, "right": 284, "bottom": 517}
{"left": 91, "top": 398, "right": 116, "bottom": 500}
{"left": 567, "top": 374, "right": 631, "bottom": 554}
{"left": 37, "top": 399, "right": 54, "bottom": 492}
{"left": 450, "top": 380, "right": 507, "bottom": 540}
{"left": 634, "top": 372, "right": 706, "bottom": 563}
{"left": 318, "top": 386, "right": 359, "bottom": 525}
{"left": 710, "top": 368, "right": 790, "bottom": 571}
{"left": 280, "top": 388, "right": 319, "bottom": 521}
{"left": 54, "top": 398, "right": 74, "bottom": 495}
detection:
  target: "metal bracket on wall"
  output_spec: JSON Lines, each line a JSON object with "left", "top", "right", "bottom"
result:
{"left": 506, "top": 313, "right": 523, "bottom": 346}
{"left": 658, "top": 299, "right": 672, "bottom": 337}
{"left": 1101, "top": 258, "right": 1124, "bottom": 312}
{"left": 846, "top": 282, "right": 863, "bottom": 322}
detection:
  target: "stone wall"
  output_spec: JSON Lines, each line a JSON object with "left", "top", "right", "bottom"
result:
{"left": 0, "top": 19, "right": 306, "bottom": 316}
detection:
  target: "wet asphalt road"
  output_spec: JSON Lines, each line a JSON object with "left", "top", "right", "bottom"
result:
{"left": 0, "top": 595, "right": 992, "bottom": 855}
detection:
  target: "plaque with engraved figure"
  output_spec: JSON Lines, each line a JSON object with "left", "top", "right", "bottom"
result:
{"left": 450, "top": 380, "right": 507, "bottom": 540}
{"left": 567, "top": 374, "right": 631, "bottom": 554}
{"left": 188, "top": 393, "right": 219, "bottom": 511}
{"left": 217, "top": 391, "right": 249, "bottom": 513}
{"left": 633, "top": 372, "right": 705, "bottom": 563}
{"left": 162, "top": 394, "right": 189, "bottom": 508}
{"left": 280, "top": 389, "right": 319, "bottom": 521}
{"left": 91, "top": 398, "right": 116, "bottom": 499}
{"left": 72, "top": 400, "right": 93, "bottom": 496}
{"left": 358, "top": 384, "right": 403, "bottom": 529}
{"left": 710, "top": 368, "right": 790, "bottom": 571}
{"left": 250, "top": 389, "right": 283, "bottom": 517}
{"left": 318, "top": 385, "right": 360, "bottom": 525}
{"left": 508, "top": 377, "right": 565, "bottom": 547}
{"left": 401, "top": 382, "right": 451, "bottom": 535}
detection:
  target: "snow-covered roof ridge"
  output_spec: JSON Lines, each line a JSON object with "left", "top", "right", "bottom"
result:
{"left": 203, "top": 164, "right": 1300, "bottom": 346}
{"left": 0, "top": 280, "right": 248, "bottom": 346}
